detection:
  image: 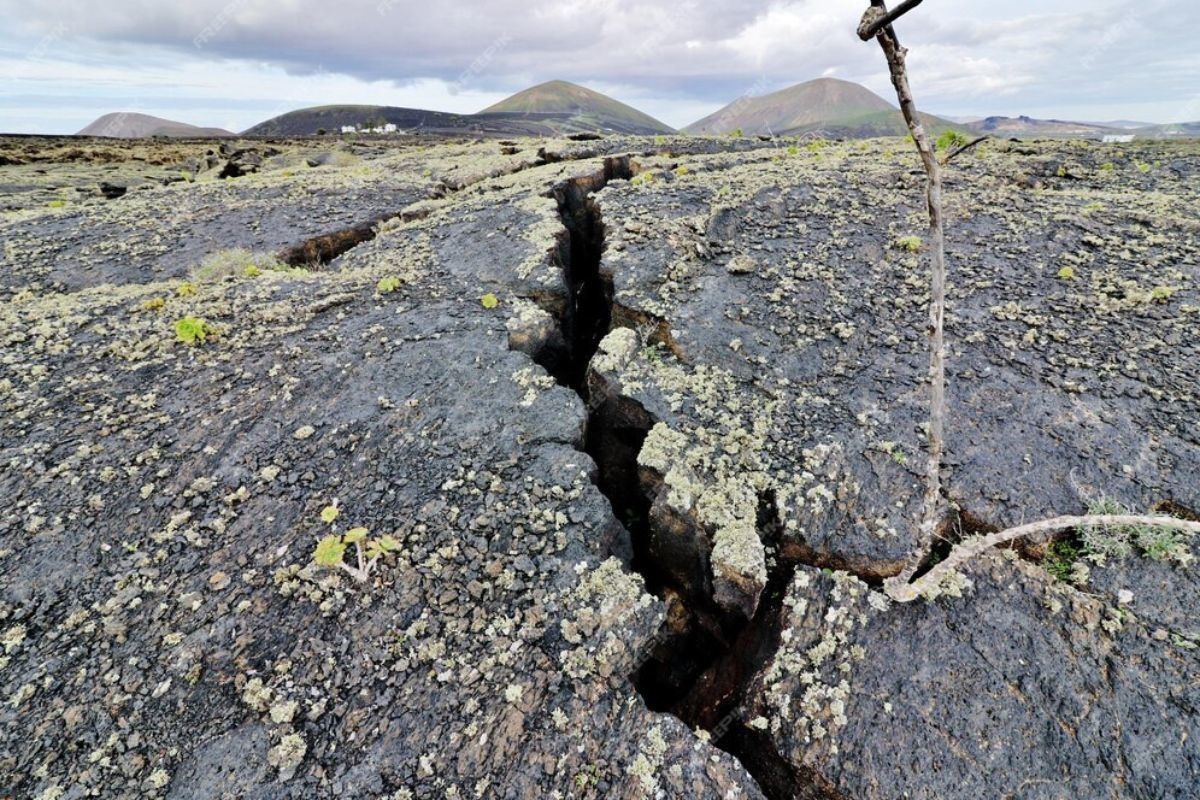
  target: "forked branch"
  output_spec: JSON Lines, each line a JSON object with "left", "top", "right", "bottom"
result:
{"left": 858, "top": 3, "right": 1197, "bottom": 603}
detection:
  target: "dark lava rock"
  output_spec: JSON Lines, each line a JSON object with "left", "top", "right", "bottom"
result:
{"left": 1, "top": 133, "right": 1198, "bottom": 799}
{"left": 741, "top": 556, "right": 1200, "bottom": 799}
{"left": 220, "top": 149, "right": 263, "bottom": 178}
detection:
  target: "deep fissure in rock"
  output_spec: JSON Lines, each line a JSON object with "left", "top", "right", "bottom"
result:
{"left": 276, "top": 207, "right": 431, "bottom": 267}
{"left": 276, "top": 146, "right": 597, "bottom": 268}
{"left": 544, "top": 156, "right": 633, "bottom": 389}
{"left": 541, "top": 157, "right": 815, "bottom": 800}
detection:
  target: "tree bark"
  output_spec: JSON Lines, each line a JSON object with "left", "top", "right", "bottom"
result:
{"left": 863, "top": 9, "right": 947, "bottom": 583}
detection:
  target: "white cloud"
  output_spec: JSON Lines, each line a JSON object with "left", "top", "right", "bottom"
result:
{"left": 0, "top": 0, "right": 1196, "bottom": 133}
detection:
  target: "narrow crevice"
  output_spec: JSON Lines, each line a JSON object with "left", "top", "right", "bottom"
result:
{"left": 277, "top": 145, "right": 609, "bottom": 268}
{"left": 1152, "top": 499, "right": 1200, "bottom": 523}
{"left": 907, "top": 506, "right": 976, "bottom": 581}
{"left": 276, "top": 207, "right": 431, "bottom": 267}
{"left": 536, "top": 157, "right": 820, "bottom": 799}
{"left": 542, "top": 155, "right": 637, "bottom": 389}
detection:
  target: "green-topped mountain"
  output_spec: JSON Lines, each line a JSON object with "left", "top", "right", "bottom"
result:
{"left": 479, "top": 80, "right": 673, "bottom": 135}
{"left": 244, "top": 80, "right": 673, "bottom": 137}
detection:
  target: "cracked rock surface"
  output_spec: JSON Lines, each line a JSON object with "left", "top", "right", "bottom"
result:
{"left": 1, "top": 132, "right": 1199, "bottom": 799}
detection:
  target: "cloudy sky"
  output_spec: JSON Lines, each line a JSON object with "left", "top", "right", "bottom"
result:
{"left": 1, "top": 0, "right": 1197, "bottom": 134}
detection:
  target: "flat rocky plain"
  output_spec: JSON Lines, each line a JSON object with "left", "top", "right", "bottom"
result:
{"left": 1, "top": 132, "right": 1199, "bottom": 799}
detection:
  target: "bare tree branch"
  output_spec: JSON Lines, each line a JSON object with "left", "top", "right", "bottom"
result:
{"left": 941, "top": 135, "right": 990, "bottom": 165}
{"left": 859, "top": 5, "right": 947, "bottom": 584}
{"left": 884, "top": 516, "right": 1200, "bottom": 602}
{"left": 855, "top": 7, "right": 1197, "bottom": 604}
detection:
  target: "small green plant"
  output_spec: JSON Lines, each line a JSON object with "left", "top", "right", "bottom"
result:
{"left": 140, "top": 297, "right": 167, "bottom": 313}
{"left": 573, "top": 763, "right": 602, "bottom": 790}
{"left": 47, "top": 200, "right": 66, "bottom": 209}
{"left": 1099, "top": 162, "right": 1115, "bottom": 172}
{"left": 936, "top": 130, "right": 969, "bottom": 152}
{"left": 631, "top": 172, "right": 656, "bottom": 188}
{"left": 480, "top": 293, "right": 499, "bottom": 309}
{"left": 1042, "top": 538, "right": 1083, "bottom": 583}
{"left": 673, "top": 165, "right": 689, "bottom": 177}
{"left": 896, "top": 235, "right": 922, "bottom": 253}
{"left": 1150, "top": 285, "right": 1178, "bottom": 302}
{"left": 311, "top": 503, "right": 401, "bottom": 582}
{"left": 1136, "top": 161, "right": 1151, "bottom": 174}
{"left": 377, "top": 276, "right": 402, "bottom": 294}
{"left": 787, "top": 145, "right": 799, "bottom": 156}
{"left": 729, "top": 128, "right": 744, "bottom": 138}
{"left": 175, "top": 317, "right": 210, "bottom": 345}
{"left": 654, "top": 135, "right": 666, "bottom": 146}
{"left": 244, "top": 264, "right": 261, "bottom": 278}
{"left": 1057, "top": 266, "right": 1076, "bottom": 280}
{"left": 1081, "top": 498, "right": 1194, "bottom": 565}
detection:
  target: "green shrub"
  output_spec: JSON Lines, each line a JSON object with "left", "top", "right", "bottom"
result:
{"left": 895, "top": 235, "right": 922, "bottom": 253}
{"left": 377, "top": 276, "right": 403, "bottom": 294}
{"left": 936, "top": 131, "right": 969, "bottom": 152}
{"left": 175, "top": 317, "right": 210, "bottom": 345}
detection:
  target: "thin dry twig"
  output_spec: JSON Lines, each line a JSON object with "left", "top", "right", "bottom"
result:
{"left": 941, "top": 135, "right": 989, "bottom": 165}
{"left": 884, "top": 516, "right": 1200, "bottom": 602}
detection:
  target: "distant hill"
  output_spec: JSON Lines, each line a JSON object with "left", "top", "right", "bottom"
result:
{"left": 967, "top": 116, "right": 1119, "bottom": 138}
{"left": 1133, "top": 121, "right": 1200, "bottom": 138}
{"left": 1092, "top": 119, "right": 1155, "bottom": 130}
{"left": 246, "top": 81, "right": 673, "bottom": 137}
{"left": 479, "top": 80, "right": 673, "bottom": 135}
{"left": 245, "top": 105, "right": 487, "bottom": 137}
{"left": 683, "top": 78, "right": 961, "bottom": 138}
{"left": 78, "top": 113, "right": 233, "bottom": 139}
